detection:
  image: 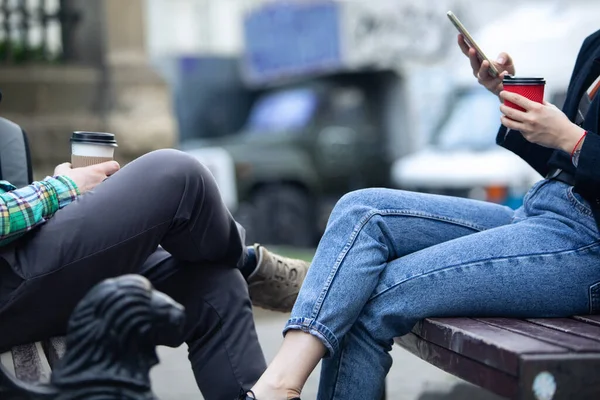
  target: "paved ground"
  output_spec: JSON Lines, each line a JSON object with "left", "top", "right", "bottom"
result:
{"left": 151, "top": 308, "right": 503, "bottom": 399}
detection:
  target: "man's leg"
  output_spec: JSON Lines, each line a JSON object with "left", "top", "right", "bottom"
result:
{"left": 142, "top": 249, "right": 266, "bottom": 400}
{"left": 0, "top": 149, "right": 247, "bottom": 349}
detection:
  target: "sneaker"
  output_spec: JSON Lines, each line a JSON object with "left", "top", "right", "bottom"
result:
{"left": 247, "top": 244, "right": 310, "bottom": 312}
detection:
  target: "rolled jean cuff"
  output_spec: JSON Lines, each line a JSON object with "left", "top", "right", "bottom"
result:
{"left": 283, "top": 317, "right": 339, "bottom": 358}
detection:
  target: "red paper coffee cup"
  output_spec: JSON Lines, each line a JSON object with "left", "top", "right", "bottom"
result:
{"left": 502, "top": 76, "right": 545, "bottom": 111}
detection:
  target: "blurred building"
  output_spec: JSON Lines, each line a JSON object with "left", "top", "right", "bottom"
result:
{"left": 141, "top": 0, "right": 586, "bottom": 247}
{"left": 144, "top": 0, "right": 565, "bottom": 145}
{"left": 0, "top": 0, "right": 175, "bottom": 176}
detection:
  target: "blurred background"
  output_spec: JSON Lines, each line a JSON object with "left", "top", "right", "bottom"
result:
{"left": 0, "top": 0, "right": 596, "bottom": 398}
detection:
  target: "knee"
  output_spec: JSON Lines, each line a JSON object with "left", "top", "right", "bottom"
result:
{"left": 144, "top": 149, "right": 212, "bottom": 179}
{"left": 139, "top": 149, "right": 217, "bottom": 194}
{"left": 330, "top": 188, "right": 382, "bottom": 221}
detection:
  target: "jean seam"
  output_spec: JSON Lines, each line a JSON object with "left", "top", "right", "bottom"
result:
{"left": 309, "top": 209, "right": 487, "bottom": 322}
{"left": 329, "top": 338, "right": 346, "bottom": 400}
{"left": 370, "top": 240, "right": 600, "bottom": 301}
{"left": 378, "top": 208, "right": 491, "bottom": 232}
{"left": 567, "top": 186, "right": 594, "bottom": 217}
{"left": 284, "top": 317, "right": 338, "bottom": 355}
{"left": 590, "top": 282, "right": 600, "bottom": 314}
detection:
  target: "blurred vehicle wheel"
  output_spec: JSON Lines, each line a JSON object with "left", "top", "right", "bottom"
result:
{"left": 241, "top": 184, "right": 314, "bottom": 247}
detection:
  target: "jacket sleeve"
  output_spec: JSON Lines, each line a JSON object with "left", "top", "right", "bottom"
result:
{"left": 495, "top": 31, "right": 600, "bottom": 178}
{"left": 0, "top": 176, "right": 79, "bottom": 245}
{"left": 574, "top": 131, "right": 600, "bottom": 202}
{"left": 496, "top": 126, "right": 555, "bottom": 177}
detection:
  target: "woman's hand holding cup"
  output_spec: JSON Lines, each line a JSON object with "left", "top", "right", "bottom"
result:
{"left": 499, "top": 91, "right": 585, "bottom": 152}
{"left": 457, "top": 34, "right": 515, "bottom": 97}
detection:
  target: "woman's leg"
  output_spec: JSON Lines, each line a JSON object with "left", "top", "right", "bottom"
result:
{"left": 249, "top": 187, "right": 515, "bottom": 398}
{"left": 317, "top": 180, "right": 600, "bottom": 399}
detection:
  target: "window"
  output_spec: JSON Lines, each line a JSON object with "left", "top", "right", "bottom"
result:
{"left": 433, "top": 87, "right": 502, "bottom": 151}
{"left": 246, "top": 88, "right": 318, "bottom": 133}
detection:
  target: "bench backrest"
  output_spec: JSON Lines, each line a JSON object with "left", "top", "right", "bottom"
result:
{"left": 0, "top": 117, "right": 33, "bottom": 188}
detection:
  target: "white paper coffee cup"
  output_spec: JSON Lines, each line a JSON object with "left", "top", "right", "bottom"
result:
{"left": 70, "top": 131, "right": 118, "bottom": 168}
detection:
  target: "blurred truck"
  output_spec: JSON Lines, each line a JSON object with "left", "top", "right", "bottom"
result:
{"left": 181, "top": 1, "right": 455, "bottom": 246}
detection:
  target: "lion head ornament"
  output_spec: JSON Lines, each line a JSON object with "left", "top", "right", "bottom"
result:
{"left": 0, "top": 274, "right": 186, "bottom": 399}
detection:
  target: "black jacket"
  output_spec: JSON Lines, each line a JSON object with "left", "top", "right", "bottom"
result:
{"left": 496, "top": 29, "right": 600, "bottom": 227}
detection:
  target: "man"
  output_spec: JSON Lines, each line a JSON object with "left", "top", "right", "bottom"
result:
{"left": 0, "top": 148, "right": 310, "bottom": 400}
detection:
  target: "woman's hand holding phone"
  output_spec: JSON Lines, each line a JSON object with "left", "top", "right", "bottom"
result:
{"left": 457, "top": 34, "right": 515, "bottom": 97}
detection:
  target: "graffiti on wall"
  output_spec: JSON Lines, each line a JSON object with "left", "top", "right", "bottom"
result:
{"left": 342, "top": 1, "right": 460, "bottom": 67}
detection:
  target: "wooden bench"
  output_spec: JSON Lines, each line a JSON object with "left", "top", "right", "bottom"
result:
{"left": 0, "top": 337, "right": 65, "bottom": 388}
{"left": 394, "top": 316, "right": 600, "bottom": 400}
{"left": 4, "top": 318, "right": 600, "bottom": 399}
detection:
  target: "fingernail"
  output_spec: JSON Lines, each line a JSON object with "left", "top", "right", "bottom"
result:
{"left": 496, "top": 56, "right": 505, "bottom": 64}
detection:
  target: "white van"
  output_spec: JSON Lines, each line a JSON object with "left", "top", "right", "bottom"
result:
{"left": 392, "top": 3, "right": 598, "bottom": 208}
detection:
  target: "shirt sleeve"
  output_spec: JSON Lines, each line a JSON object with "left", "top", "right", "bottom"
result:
{"left": 0, "top": 176, "right": 79, "bottom": 245}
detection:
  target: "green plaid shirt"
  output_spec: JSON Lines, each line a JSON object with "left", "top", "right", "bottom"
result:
{"left": 0, "top": 176, "right": 79, "bottom": 246}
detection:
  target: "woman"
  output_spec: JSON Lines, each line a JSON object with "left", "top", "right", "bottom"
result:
{"left": 239, "top": 28, "right": 600, "bottom": 399}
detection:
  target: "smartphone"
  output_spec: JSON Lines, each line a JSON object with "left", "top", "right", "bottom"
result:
{"left": 447, "top": 11, "right": 499, "bottom": 77}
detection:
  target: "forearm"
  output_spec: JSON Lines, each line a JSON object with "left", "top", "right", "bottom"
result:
{"left": 0, "top": 176, "right": 79, "bottom": 244}
{"left": 555, "top": 124, "right": 587, "bottom": 156}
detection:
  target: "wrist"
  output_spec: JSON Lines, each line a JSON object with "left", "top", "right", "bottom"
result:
{"left": 560, "top": 125, "right": 586, "bottom": 153}
{"left": 570, "top": 130, "right": 587, "bottom": 167}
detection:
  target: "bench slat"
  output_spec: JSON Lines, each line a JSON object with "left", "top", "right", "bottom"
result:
{"left": 11, "top": 342, "right": 51, "bottom": 383}
{"left": 573, "top": 315, "right": 600, "bottom": 327}
{"left": 43, "top": 337, "right": 66, "bottom": 369}
{"left": 475, "top": 318, "right": 600, "bottom": 352}
{"left": 520, "top": 353, "right": 600, "bottom": 400}
{"left": 414, "top": 318, "right": 568, "bottom": 376}
{"left": 527, "top": 318, "right": 600, "bottom": 342}
{"left": 0, "top": 350, "right": 16, "bottom": 379}
{"left": 395, "top": 332, "right": 517, "bottom": 399}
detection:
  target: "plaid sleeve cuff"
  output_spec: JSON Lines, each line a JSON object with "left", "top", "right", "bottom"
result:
{"left": 43, "top": 175, "right": 80, "bottom": 211}
{"left": 0, "top": 180, "right": 16, "bottom": 191}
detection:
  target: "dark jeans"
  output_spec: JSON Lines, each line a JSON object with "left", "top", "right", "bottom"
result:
{"left": 0, "top": 149, "right": 266, "bottom": 400}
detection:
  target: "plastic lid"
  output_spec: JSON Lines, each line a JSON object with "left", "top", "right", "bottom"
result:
{"left": 503, "top": 76, "right": 545, "bottom": 84}
{"left": 71, "top": 131, "right": 118, "bottom": 146}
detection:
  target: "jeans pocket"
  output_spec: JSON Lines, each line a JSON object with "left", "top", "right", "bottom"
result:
{"left": 567, "top": 187, "right": 594, "bottom": 217}
{"left": 589, "top": 282, "right": 600, "bottom": 314}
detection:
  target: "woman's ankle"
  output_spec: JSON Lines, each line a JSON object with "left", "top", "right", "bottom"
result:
{"left": 250, "top": 377, "right": 301, "bottom": 399}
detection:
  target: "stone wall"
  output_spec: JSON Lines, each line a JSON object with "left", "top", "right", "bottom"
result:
{"left": 0, "top": 0, "right": 176, "bottom": 179}
{"left": 0, "top": 65, "right": 175, "bottom": 179}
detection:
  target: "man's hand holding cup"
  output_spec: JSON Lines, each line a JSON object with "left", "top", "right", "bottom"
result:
{"left": 54, "top": 161, "right": 120, "bottom": 194}
{"left": 54, "top": 131, "right": 120, "bottom": 194}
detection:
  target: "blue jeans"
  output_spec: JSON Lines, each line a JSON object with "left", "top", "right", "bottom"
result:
{"left": 283, "top": 179, "right": 600, "bottom": 399}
